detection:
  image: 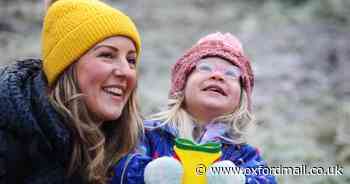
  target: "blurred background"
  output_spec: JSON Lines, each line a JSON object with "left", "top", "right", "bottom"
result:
{"left": 0, "top": 0, "right": 349, "bottom": 183}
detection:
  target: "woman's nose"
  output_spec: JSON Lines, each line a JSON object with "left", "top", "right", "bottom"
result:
{"left": 112, "top": 58, "right": 131, "bottom": 77}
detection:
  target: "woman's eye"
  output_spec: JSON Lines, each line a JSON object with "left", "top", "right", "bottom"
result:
{"left": 98, "top": 52, "right": 114, "bottom": 59}
{"left": 127, "top": 58, "right": 137, "bottom": 67}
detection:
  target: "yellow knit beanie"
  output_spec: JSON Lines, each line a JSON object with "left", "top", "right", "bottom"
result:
{"left": 42, "top": 0, "right": 141, "bottom": 86}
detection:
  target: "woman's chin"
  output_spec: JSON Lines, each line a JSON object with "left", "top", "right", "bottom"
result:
{"left": 107, "top": 110, "right": 123, "bottom": 121}
{"left": 95, "top": 106, "right": 123, "bottom": 122}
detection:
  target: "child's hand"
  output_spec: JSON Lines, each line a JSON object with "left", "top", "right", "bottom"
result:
{"left": 144, "top": 157, "right": 183, "bottom": 184}
{"left": 207, "top": 160, "right": 246, "bottom": 184}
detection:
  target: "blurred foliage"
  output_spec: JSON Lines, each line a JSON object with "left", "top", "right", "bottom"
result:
{"left": 248, "top": 0, "right": 311, "bottom": 6}
{"left": 313, "top": 0, "right": 350, "bottom": 25}
{"left": 282, "top": 0, "right": 310, "bottom": 6}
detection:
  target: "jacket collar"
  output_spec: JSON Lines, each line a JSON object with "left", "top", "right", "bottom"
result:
{"left": 144, "top": 119, "right": 237, "bottom": 145}
{"left": 144, "top": 119, "right": 178, "bottom": 137}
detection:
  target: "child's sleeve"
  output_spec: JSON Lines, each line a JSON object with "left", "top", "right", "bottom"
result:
{"left": 110, "top": 134, "right": 153, "bottom": 184}
{"left": 236, "top": 144, "right": 277, "bottom": 184}
{"left": 110, "top": 153, "right": 152, "bottom": 184}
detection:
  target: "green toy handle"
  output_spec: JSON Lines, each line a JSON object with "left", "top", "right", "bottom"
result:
{"left": 175, "top": 138, "right": 221, "bottom": 153}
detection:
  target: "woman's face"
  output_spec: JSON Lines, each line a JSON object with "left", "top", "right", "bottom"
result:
{"left": 76, "top": 36, "right": 137, "bottom": 123}
{"left": 184, "top": 57, "right": 242, "bottom": 123}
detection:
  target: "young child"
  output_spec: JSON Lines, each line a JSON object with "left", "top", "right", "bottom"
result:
{"left": 111, "top": 32, "right": 277, "bottom": 184}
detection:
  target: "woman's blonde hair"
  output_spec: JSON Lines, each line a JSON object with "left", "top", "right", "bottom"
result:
{"left": 48, "top": 64, "right": 143, "bottom": 184}
{"left": 150, "top": 89, "right": 255, "bottom": 144}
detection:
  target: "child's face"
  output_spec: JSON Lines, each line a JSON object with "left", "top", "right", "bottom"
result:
{"left": 183, "top": 57, "right": 242, "bottom": 123}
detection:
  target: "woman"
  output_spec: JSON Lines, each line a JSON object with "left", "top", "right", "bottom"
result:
{"left": 0, "top": 0, "right": 143, "bottom": 183}
{"left": 112, "top": 33, "right": 277, "bottom": 184}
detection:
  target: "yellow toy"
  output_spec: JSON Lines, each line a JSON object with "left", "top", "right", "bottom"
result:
{"left": 144, "top": 138, "right": 245, "bottom": 184}
{"left": 173, "top": 138, "right": 221, "bottom": 184}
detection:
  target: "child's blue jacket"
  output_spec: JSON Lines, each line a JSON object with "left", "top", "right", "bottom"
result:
{"left": 111, "top": 120, "right": 277, "bottom": 184}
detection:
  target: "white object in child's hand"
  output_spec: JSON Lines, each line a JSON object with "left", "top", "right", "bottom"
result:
{"left": 144, "top": 157, "right": 183, "bottom": 184}
{"left": 206, "top": 160, "right": 246, "bottom": 184}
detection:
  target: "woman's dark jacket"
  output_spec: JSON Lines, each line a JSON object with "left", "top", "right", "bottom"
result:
{"left": 0, "top": 59, "right": 82, "bottom": 183}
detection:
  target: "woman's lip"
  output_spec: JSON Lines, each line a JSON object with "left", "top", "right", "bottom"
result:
{"left": 110, "top": 95, "right": 123, "bottom": 102}
{"left": 102, "top": 84, "right": 126, "bottom": 91}
{"left": 102, "top": 89, "right": 124, "bottom": 102}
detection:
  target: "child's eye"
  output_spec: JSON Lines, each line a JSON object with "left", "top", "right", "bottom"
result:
{"left": 196, "top": 63, "right": 213, "bottom": 73}
{"left": 224, "top": 68, "right": 241, "bottom": 79}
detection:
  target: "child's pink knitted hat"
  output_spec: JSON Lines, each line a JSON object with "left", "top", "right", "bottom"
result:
{"left": 170, "top": 32, "right": 254, "bottom": 111}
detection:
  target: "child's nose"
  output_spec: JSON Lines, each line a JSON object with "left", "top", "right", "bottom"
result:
{"left": 210, "top": 70, "right": 225, "bottom": 81}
